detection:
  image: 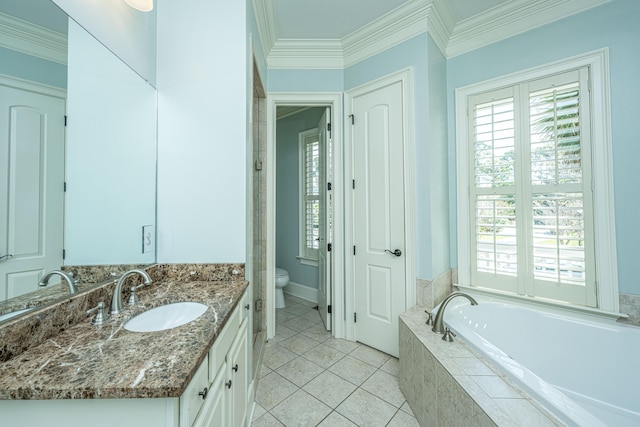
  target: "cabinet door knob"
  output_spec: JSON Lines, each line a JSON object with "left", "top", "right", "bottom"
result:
{"left": 245, "top": 304, "right": 250, "bottom": 310}
{"left": 225, "top": 380, "right": 232, "bottom": 389}
{"left": 232, "top": 364, "right": 239, "bottom": 372}
{"left": 198, "top": 387, "right": 208, "bottom": 400}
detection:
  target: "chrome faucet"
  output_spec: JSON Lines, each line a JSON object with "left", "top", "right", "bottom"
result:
{"left": 110, "top": 269, "right": 152, "bottom": 314}
{"left": 39, "top": 270, "right": 78, "bottom": 294}
{"left": 431, "top": 292, "right": 478, "bottom": 334}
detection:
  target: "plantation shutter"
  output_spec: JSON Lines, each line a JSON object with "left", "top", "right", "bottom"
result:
{"left": 303, "top": 137, "right": 320, "bottom": 260}
{"left": 468, "top": 68, "right": 596, "bottom": 306}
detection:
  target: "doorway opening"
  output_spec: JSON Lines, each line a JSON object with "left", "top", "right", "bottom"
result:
{"left": 266, "top": 94, "right": 344, "bottom": 342}
{"left": 275, "top": 106, "right": 331, "bottom": 331}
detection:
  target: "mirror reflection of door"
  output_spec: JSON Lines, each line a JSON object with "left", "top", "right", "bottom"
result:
{"left": 0, "top": 81, "right": 65, "bottom": 300}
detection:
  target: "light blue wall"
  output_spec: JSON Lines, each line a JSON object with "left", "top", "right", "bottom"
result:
{"left": 447, "top": 0, "right": 640, "bottom": 294}
{"left": 345, "top": 34, "right": 449, "bottom": 280}
{"left": 0, "top": 47, "right": 66, "bottom": 88}
{"left": 276, "top": 108, "right": 325, "bottom": 289}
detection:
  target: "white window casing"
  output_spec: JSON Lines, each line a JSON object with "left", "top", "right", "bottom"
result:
{"left": 455, "top": 49, "right": 619, "bottom": 313}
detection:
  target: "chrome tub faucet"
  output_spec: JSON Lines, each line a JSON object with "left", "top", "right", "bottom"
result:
{"left": 431, "top": 292, "right": 478, "bottom": 335}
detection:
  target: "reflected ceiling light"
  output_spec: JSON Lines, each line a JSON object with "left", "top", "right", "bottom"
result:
{"left": 125, "top": 0, "right": 154, "bottom": 12}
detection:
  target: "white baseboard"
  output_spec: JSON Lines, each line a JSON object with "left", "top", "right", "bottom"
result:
{"left": 284, "top": 281, "right": 318, "bottom": 304}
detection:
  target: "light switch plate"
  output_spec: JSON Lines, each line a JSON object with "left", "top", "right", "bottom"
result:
{"left": 142, "top": 225, "right": 154, "bottom": 253}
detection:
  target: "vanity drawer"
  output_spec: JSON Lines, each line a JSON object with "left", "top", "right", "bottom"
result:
{"left": 209, "top": 303, "right": 240, "bottom": 379}
{"left": 180, "top": 355, "right": 209, "bottom": 427}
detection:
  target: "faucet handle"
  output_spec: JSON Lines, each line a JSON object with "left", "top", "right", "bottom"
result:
{"left": 424, "top": 310, "right": 434, "bottom": 325}
{"left": 126, "top": 283, "right": 147, "bottom": 306}
{"left": 86, "top": 301, "right": 110, "bottom": 325}
{"left": 442, "top": 327, "right": 456, "bottom": 342}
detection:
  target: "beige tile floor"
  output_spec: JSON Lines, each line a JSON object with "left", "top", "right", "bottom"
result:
{"left": 251, "top": 295, "right": 420, "bottom": 427}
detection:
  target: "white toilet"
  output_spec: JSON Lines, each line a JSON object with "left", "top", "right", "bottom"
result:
{"left": 275, "top": 268, "right": 289, "bottom": 309}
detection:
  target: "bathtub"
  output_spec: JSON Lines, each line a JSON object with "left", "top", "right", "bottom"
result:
{"left": 438, "top": 293, "right": 640, "bottom": 426}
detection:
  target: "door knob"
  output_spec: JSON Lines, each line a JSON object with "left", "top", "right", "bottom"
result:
{"left": 385, "top": 249, "right": 402, "bottom": 257}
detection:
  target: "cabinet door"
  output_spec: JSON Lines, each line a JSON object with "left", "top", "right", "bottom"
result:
{"left": 180, "top": 355, "right": 209, "bottom": 427}
{"left": 193, "top": 361, "right": 227, "bottom": 427}
{"left": 228, "top": 320, "right": 248, "bottom": 427}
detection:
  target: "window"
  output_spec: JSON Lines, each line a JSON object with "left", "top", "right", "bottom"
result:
{"left": 456, "top": 51, "right": 618, "bottom": 311}
{"left": 299, "top": 128, "right": 320, "bottom": 263}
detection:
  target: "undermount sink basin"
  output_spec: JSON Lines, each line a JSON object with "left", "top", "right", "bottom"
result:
{"left": 124, "top": 302, "right": 208, "bottom": 332}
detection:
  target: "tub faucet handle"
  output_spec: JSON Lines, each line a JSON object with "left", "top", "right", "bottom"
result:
{"left": 442, "top": 327, "right": 456, "bottom": 342}
{"left": 424, "top": 310, "right": 433, "bottom": 325}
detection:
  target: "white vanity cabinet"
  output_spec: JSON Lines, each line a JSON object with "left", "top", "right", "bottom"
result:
{"left": 188, "top": 290, "right": 249, "bottom": 427}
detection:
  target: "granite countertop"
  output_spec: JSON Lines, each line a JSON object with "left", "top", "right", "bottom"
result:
{"left": 0, "top": 279, "right": 248, "bottom": 400}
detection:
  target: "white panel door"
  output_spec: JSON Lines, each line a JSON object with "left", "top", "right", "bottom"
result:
{"left": 351, "top": 79, "right": 406, "bottom": 357}
{"left": 317, "top": 107, "right": 332, "bottom": 330}
{"left": 0, "top": 84, "right": 65, "bottom": 300}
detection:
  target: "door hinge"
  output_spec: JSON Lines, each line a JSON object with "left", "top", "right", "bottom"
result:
{"left": 348, "top": 114, "right": 354, "bottom": 125}
{"left": 63, "top": 182, "right": 67, "bottom": 192}
{"left": 353, "top": 246, "right": 356, "bottom": 255}
{"left": 328, "top": 305, "right": 332, "bottom": 314}
{"left": 64, "top": 115, "right": 68, "bottom": 126}
{"left": 352, "top": 179, "right": 355, "bottom": 189}
{"left": 62, "top": 249, "right": 66, "bottom": 259}
{"left": 327, "top": 182, "right": 332, "bottom": 191}
{"left": 327, "top": 122, "right": 331, "bottom": 132}
{"left": 327, "top": 243, "right": 332, "bottom": 252}
{"left": 354, "top": 312, "right": 357, "bottom": 323}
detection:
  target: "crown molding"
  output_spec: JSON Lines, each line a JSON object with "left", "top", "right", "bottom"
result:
{"left": 252, "top": 0, "right": 278, "bottom": 62}
{"left": 267, "top": 39, "right": 344, "bottom": 69}
{"left": 343, "top": 0, "right": 430, "bottom": 68}
{"left": 256, "top": 0, "right": 612, "bottom": 69}
{"left": 0, "top": 12, "right": 67, "bottom": 65}
{"left": 446, "top": 0, "right": 611, "bottom": 57}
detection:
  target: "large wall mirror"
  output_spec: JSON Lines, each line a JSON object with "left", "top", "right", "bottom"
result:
{"left": 0, "top": 0, "right": 157, "bottom": 320}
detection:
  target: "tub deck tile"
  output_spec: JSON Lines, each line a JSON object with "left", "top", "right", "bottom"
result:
{"left": 399, "top": 306, "right": 566, "bottom": 427}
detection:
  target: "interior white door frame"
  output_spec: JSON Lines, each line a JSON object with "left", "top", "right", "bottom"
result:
{"left": 344, "top": 68, "right": 416, "bottom": 342}
{"left": 265, "top": 92, "right": 344, "bottom": 340}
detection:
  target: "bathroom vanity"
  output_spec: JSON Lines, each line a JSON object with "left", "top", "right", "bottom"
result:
{"left": 0, "top": 266, "right": 250, "bottom": 427}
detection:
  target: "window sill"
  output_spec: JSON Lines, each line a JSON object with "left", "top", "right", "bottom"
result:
{"left": 296, "top": 256, "right": 318, "bottom": 267}
{"left": 454, "top": 284, "right": 627, "bottom": 321}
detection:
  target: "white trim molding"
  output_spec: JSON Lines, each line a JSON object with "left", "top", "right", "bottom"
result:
{"left": 0, "top": 12, "right": 67, "bottom": 65}
{"left": 263, "top": 0, "right": 452, "bottom": 69}
{"left": 284, "top": 281, "right": 319, "bottom": 305}
{"left": 455, "top": 48, "right": 618, "bottom": 313}
{"left": 253, "top": 0, "right": 609, "bottom": 69}
{"left": 447, "top": 0, "right": 611, "bottom": 57}
{"left": 266, "top": 92, "right": 344, "bottom": 340}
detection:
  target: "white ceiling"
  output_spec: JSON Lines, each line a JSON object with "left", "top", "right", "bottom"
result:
{"left": 273, "top": 0, "right": 510, "bottom": 40}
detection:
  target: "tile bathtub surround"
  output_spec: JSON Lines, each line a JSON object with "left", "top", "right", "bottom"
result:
{"left": 0, "top": 279, "right": 248, "bottom": 399}
{"left": 416, "top": 268, "right": 454, "bottom": 310}
{"left": 0, "top": 263, "right": 245, "bottom": 364}
{"left": 399, "top": 306, "right": 563, "bottom": 427}
{"left": 619, "top": 293, "right": 640, "bottom": 325}
{"left": 252, "top": 294, "right": 419, "bottom": 427}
